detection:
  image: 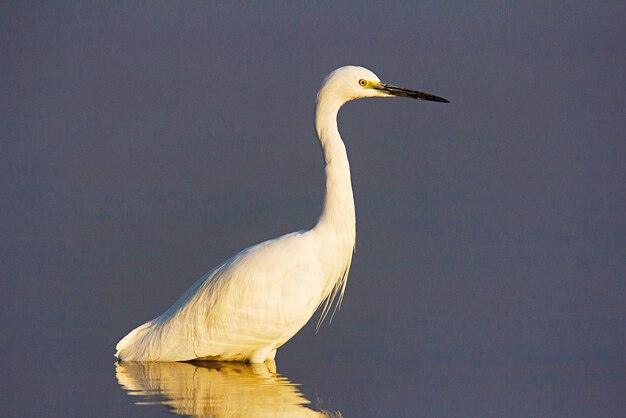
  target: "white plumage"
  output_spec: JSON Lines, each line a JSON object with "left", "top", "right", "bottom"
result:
{"left": 116, "top": 66, "right": 448, "bottom": 362}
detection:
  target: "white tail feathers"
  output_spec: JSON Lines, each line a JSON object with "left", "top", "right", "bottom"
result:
{"left": 115, "top": 321, "right": 151, "bottom": 360}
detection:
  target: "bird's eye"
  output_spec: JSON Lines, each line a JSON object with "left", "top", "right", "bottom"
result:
{"left": 358, "top": 79, "right": 367, "bottom": 86}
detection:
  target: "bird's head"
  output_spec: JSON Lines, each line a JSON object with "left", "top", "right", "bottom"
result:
{"left": 318, "top": 65, "right": 449, "bottom": 105}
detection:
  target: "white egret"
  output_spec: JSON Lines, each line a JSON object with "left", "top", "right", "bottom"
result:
{"left": 116, "top": 66, "right": 448, "bottom": 362}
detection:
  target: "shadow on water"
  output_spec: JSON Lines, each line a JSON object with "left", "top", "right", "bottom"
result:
{"left": 115, "top": 360, "right": 341, "bottom": 417}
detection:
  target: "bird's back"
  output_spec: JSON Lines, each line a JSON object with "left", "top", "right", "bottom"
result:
{"left": 116, "top": 230, "right": 328, "bottom": 361}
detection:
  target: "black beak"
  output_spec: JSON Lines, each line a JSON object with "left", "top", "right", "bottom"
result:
{"left": 373, "top": 82, "right": 449, "bottom": 103}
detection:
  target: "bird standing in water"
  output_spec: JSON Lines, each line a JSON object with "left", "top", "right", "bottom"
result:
{"left": 116, "top": 66, "right": 448, "bottom": 362}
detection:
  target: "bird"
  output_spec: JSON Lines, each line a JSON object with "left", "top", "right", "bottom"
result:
{"left": 115, "top": 65, "right": 449, "bottom": 363}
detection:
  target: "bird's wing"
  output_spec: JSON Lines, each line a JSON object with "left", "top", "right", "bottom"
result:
{"left": 117, "top": 230, "right": 325, "bottom": 361}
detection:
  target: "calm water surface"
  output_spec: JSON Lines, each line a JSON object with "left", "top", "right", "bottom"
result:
{"left": 110, "top": 357, "right": 624, "bottom": 417}
{"left": 6, "top": 351, "right": 621, "bottom": 417}
{"left": 115, "top": 360, "right": 340, "bottom": 417}
{"left": 2, "top": 2, "right": 625, "bottom": 417}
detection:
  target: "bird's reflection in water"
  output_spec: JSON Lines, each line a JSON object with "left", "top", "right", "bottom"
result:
{"left": 115, "top": 360, "right": 340, "bottom": 417}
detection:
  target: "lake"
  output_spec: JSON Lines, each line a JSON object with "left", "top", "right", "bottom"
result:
{"left": 2, "top": 314, "right": 623, "bottom": 417}
{"left": 2, "top": 2, "right": 624, "bottom": 417}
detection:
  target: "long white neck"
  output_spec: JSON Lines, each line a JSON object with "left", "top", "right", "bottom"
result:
{"left": 313, "top": 96, "right": 356, "bottom": 248}
{"left": 312, "top": 93, "right": 356, "bottom": 323}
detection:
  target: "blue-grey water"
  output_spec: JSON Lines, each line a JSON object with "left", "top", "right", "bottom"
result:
{"left": 1, "top": 2, "right": 625, "bottom": 417}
